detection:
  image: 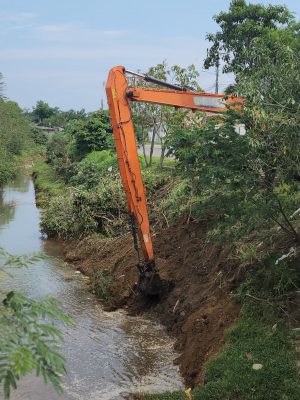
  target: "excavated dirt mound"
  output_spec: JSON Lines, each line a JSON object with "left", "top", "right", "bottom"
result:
{"left": 64, "top": 217, "right": 240, "bottom": 387}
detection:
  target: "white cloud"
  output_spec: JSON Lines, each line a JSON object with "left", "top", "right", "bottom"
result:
{"left": 34, "top": 23, "right": 133, "bottom": 43}
{"left": 0, "top": 12, "right": 36, "bottom": 22}
{"left": 0, "top": 13, "right": 234, "bottom": 109}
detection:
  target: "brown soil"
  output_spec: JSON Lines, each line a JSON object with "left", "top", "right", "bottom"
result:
{"left": 64, "top": 217, "right": 241, "bottom": 388}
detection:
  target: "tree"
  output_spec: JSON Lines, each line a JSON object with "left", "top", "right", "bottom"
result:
{"left": 0, "top": 250, "right": 73, "bottom": 399}
{"left": 30, "top": 126, "right": 48, "bottom": 147}
{"left": 28, "top": 103, "right": 87, "bottom": 129}
{"left": 204, "top": 0, "right": 298, "bottom": 75}
{"left": 131, "top": 61, "right": 202, "bottom": 167}
{"left": 170, "top": 29, "right": 300, "bottom": 242}
{"left": 66, "top": 110, "right": 113, "bottom": 160}
{"left": 0, "top": 73, "right": 5, "bottom": 100}
{"left": 0, "top": 100, "right": 32, "bottom": 185}
{"left": 31, "top": 101, "right": 58, "bottom": 126}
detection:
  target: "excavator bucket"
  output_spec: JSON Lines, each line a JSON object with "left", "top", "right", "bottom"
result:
{"left": 137, "top": 261, "right": 163, "bottom": 296}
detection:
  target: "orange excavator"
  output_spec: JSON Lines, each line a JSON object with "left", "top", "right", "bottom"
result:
{"left": 106, "top": 66, "right": 242, "bottom": 295}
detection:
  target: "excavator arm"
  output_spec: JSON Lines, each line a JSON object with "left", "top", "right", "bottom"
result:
{"left": 106, "top": 65, "right": 242, "bottom": 294}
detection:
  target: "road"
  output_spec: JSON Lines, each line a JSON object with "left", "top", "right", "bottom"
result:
{"left": 137, "top": 143, "right": 166, "bottom": 158}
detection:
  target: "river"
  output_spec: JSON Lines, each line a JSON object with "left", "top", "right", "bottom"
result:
{"left": 0, "top": 175, "right": 183, "bottom": 400}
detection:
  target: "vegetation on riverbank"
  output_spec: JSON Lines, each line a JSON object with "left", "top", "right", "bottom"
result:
{"left": 28, "top": 1, "right": 300, "bottom": 398}
{"left": 0, "top": 75, "right": 73, "bottom": 399}
{"left": 0, "top": 100, "right": 32, "bottom": 184}
{"left": 0, "top": 74, "right": 47, "bottom": 185}
{"left": 135, "top": 258, "right": 300, "bottom": 399}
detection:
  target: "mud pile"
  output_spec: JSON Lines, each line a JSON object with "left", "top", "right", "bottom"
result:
{"left": 65, "top": 217, "right": 240, "bottom": 387}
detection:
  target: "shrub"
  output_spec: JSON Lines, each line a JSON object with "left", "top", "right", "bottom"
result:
{"left": 70, "top": 150, "right": 117, "bottom": 189}
{"left": 41, "top": 179, "right": 126, "bottom": 239}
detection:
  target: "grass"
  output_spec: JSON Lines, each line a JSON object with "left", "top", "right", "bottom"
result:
{"left": 91, "top": 255, "right": 130, "bottom": 300}
{"left": 92, "top": 269, "right": 113, "bottom": 300}
{"left": 136, "top": 256, "right": 300, "bottom": 400}
{"left": 31, "top": 152, "right": 300, "bottom": 400}
{"left": 31, "top": 160, "right": 65, "bottom": 205}
{"left": 139, "top": 155, "right": 176, "bottom": 170}
{"left": 192, "top": 310, "right": 300, "bottom": 399}
{"left": 138, "top": 312, "right": 300, "bottom": 400}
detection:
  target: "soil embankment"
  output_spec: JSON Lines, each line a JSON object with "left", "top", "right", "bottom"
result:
{"left": 64, "top": 217, "right": 240, "bottom": 387}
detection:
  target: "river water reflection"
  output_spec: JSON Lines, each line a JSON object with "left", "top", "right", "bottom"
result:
{"left": 0, "top": 175, "right": 183, "bottom": 400}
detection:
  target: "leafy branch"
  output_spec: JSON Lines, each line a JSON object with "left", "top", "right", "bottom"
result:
{"left": 0, "top": 249, "right": 73, "bottom": 399}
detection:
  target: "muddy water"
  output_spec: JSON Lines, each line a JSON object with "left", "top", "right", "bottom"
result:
{"left": 0, "top": 176, "right": 183, "bottom": 400}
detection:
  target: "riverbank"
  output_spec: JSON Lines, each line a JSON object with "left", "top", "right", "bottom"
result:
{"left": 63, "top": 218, "right": 240, "bottom": 388}
{"left": 32, "top": 159, "right": 300, "bottom": 399}
{"left": 31, "top": 160, "right": 240, "bottom": 386}
{"left": 0, "top": 175, "right": 185, "bottom": 399}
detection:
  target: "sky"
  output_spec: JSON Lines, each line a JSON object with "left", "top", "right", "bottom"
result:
{"left": 0, "top": 0, "right": 299, "bottom": 111}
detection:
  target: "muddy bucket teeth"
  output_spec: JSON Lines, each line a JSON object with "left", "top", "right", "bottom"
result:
{"left": 137, "top": 261, "right": 162, "bottom": 296}
{"left": 138, "top": 271, "right": 162, "bottom": 296}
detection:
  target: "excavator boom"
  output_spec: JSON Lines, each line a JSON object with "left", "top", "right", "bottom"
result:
{"left": 106, "top": 65, "right": 242, "bottom": 294}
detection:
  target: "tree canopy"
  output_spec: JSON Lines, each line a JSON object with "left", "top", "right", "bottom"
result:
{"left": 204, "top": 0, "right": 299, "bottom": 74}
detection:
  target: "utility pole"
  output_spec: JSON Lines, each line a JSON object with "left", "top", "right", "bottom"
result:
{"left": 215, "top": 56, "right": 220, "bottom": 94}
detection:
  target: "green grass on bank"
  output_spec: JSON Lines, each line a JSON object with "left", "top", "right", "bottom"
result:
{"left": 137, "top": 257, "right": 300, "bottom": 400}
{"left": 31, "top": 160, "right": 65, "bottom": 205}
{"left": 138, "top": 313, "right": 300, "bottom": 400}
{"left": 32, "top": 155, "right": 300, "bottom": 400}
{"left": 192, "top": 312, "right": 300, "bottom": 400}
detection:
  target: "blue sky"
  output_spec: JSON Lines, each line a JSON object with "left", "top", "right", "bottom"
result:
{"left": 0, "top": 0, "right": 299, "bottom": 111}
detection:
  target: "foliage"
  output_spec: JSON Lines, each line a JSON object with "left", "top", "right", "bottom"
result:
{"left": 38, "top": 149, "right": 172, "bottom": 239}
{"left": 29, "top": 100, "right": 87, "bottom": 127}
{"left": 237, "top": 34, "right": 300, "bottom": 187}
{"left": 141, "top": 166, "right": 170, "bottom": 195}
{"left": 168, "top": 21, "right": 300, "bottom": 242}
{"left": 70, "top": 150, "right": 117, "bottom": 189}
{"left": 0, "top": 293, "right": 72, "bottom": 399}
{"left": 132, "top": 61, "right": 202, "bottom": 167}
{"left": 204, "top": 0, "right": 298, "bottom": 74}
{"left": 0, "top": 73, "right": 5, "bottom": 100}
{"left": 66, "top": 110, "right": 113, "bottom": 160}
{"left": 0, "top": 158, "right": 16, "bottom": 187}
{"left": 192, "top": 316, "right": 300, "bottom": 400}
{"left": 91, "top": 258, "right": 125, "bottom": 300}
{"left": 0, "top": 249, "right": 73, "bottom": 399}
{"left": 46, "top": 131, "right": 71, "bottom": 162}
{"left": 31, "top": 101, "right": 59, "bottom": 125}
{"left": 40, "top": 179, "right": 126, "bottom": 239}
{"left": 91, "top": 269, "right": 113, "bottom": 300}
{"left": 0, "top": 98, "right": 32, "bottom": 185}
{"left": 45, "top": 131, "right": 77, "bottom": 183}
{"left": 32, "top": 161, "right": 65, "bottom": 206}
{"left": 192, "top": 253, "right": 300, "bottom": 400}
{"left": 140, "top": 254, "right": 300, "bottom": 400}
{"left": 30, "top": 127, "right": 48, "bottom": 147}
{"left": 158, "top": 179, "right": 200, "bottom": 221}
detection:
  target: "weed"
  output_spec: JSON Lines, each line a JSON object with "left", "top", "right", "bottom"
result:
{"left": 92, "top": 269, "right": 113, "bottom": 300}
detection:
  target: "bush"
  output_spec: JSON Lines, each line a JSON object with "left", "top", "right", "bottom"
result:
{"left": 31, "top": 127, "right": 48, "bottom": 146}
{"left": 159, "top": 179, "right": 200, "bottom": 221}
{"left": 66, "top": 110, "right": 113, "bottom": 160}
{"left": 41, "top": 179, "right": 126, "bottom": 238}
{"left": 0, "top": 156, "right": 16, "bottom": 186}
{"left": 0, "top": 100, "right": 32, "bottom": 184}
{"left": 70, "top": 150, "right": 117, "bottom": 189}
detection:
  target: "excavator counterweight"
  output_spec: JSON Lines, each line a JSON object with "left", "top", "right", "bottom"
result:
{"left": 106, "top": 66, "right": 243, "bottom": 295}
